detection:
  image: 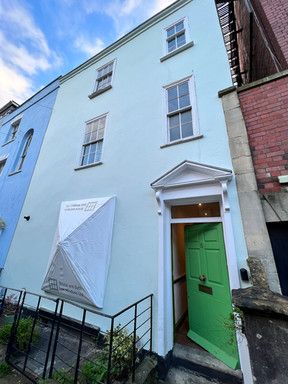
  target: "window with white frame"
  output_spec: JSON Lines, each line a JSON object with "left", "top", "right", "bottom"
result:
{"left": 14, "top": 130, "right": 33, "bottom": 172}
{"left": 95, "top": 62, "right": 114, "bottom": 92}
{"left": 166, "top": 79, "right": 193, "bottom": 142}
{"left": 80, "top": 115, "right": 106, "bottom": 166}
{"left": 6, "top": 119, "right": 20, "bottom": 143}
{"left": 0, "top": 159, "right": 6, "bottom": 175}
{"left": 166, "top": 20, "right": 186, "bottom": 53}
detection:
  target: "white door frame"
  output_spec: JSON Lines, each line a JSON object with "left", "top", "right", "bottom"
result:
{"left": 151, "top": 161, "right": 253, "bottom": 384}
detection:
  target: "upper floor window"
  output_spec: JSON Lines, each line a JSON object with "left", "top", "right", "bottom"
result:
{"left": 80, "top": 115, "right": 106, "bottom": 167}
{"left": 96, "top": 62, "right": 114, "bottom": 91}
{"left": 166, "top": 79, "right": 193, "bottom": 142}
{"left": 166, "top": 20, "right": 186, "bottom": 53}
{"left": 89, "top": 61, "right": 114, "bottom": 99}
{"left": 13, "top": 129, "right": 33, "bottom": 172}
{"left": 5, "top": 119, "right": 21, "bottom": 143}
{"left": 0, "top": 159, "right": 6, "bottom": 175}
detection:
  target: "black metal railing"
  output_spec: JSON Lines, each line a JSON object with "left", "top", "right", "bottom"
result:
{"left": 0, "top": 286, "right": 153, "bottom": 383}
{"left": 216, "top": 0, "right": 243, "bottom": 86}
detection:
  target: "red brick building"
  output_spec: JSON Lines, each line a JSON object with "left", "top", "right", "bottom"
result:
{"left": 218, "top": 0, "right": 288, "bottom": 295}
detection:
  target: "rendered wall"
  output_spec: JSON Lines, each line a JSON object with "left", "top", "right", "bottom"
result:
{"left": 0, "top": 79, "right": 59, "bottom": 267}
{"left": 0, "top": 0, "right": 248, "bottom": 352}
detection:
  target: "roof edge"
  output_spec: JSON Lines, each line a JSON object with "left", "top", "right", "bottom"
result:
{"left": 61, "top": 0, "right": 191, "bottom": 84}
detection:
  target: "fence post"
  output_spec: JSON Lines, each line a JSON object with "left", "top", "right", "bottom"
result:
{"left": 106, "top": 317, "right": 114, "bottom": 384}
{"left": 23, "top": 295, "right": 41, "bottom": 371}
{"left": 49, "top": 300, "right": 64, "bottom": 378}
{"left": 74, "top": 309, "right": 86, "bottom": 383}
{"left": 150, "top": 295, "right": 153, "bottom": 353}
{"left": 43, "top": 299, "right": 59, "bottom": 379}
{"left": 132, "top": 303, "right": 138, "bottom": 382}
{"left": 6, "top": 290, "right": 25, "bottom": 361}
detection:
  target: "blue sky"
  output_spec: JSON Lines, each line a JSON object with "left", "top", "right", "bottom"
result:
{"left": 0, "top": 0, "right": 175, "bottom": 105}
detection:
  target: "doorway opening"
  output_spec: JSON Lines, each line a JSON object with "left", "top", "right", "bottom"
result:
{"left": 171, "top": 202, "right": 240, "bottom": 369}
{"left": 172, "top": 202, "right": 221, "bottom": 348}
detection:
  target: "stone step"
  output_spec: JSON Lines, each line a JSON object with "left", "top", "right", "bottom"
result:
{"left": 172, "top": 343, "right": 243, "bottom": 384}
{"left": 165, "top": 367, "right": 221, "bottom": 384}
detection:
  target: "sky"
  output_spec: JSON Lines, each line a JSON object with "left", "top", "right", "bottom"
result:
{"left": 0, "top": 0, "right": 176, "bottom": 106}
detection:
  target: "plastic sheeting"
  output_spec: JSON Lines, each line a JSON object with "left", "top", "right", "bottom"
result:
{"left": 42, "top": 197, "right": 116, "bottom": 308}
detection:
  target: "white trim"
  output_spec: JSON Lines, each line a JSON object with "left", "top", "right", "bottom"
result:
{"left": 92, "top": 59, "right": 116, "bottom": 94}
{"left": 77, "top": 113, "right": 108, "bottom": 167}
{"left": 171, "top": 217, "right": 222, "bottom": 224}
{"left": 162, "top": 75, "right": 200, "bottom": 145}
{"left": 151, "top": 161, "right": 253, "bottom": 383}
{"left": 163, "top": 16, "right": 191, "bottom": 56}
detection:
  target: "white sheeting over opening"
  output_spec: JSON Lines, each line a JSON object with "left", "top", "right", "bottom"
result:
{"left": 42, "top": 197, "right": 116, "bottom": 308}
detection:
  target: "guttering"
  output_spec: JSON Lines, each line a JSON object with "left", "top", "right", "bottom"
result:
{"left": 61, "top": 0, "right": 191, "bottom": 84}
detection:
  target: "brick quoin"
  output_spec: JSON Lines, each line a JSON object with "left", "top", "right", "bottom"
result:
{"left": 239, "top": 75, "right": 288, "bottom": 193}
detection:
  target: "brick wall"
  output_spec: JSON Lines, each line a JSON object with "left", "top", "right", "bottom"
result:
{"left": 238, "top": 74, "right": 288, "bottom": 193}
{"left": 234, "top": 0, "right": 288, "bottom": 84}
{"left": 255, "top": 0, "right": 288, "bottom": 66}
{"left": 235, "top": 1, "right": 277, "bottom": 83}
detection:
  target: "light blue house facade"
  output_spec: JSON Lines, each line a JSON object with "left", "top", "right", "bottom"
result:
{"left": 0, "top": 0, "right": 253, "bottom": 380}
{"left": 0, "top": 79, "right": 60, "bottom": 268}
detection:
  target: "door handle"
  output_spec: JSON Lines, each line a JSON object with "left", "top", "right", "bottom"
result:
{"left": 199, "top": 274, "right": 207, "bottom": 282}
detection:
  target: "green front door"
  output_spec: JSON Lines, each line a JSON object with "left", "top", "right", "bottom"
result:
{"left": 185, "top": 223, "right": 239, "bottom": 369}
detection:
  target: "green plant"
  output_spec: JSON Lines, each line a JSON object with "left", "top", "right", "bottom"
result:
{"left": 52, "top": 369, "right": 74, "bottom": 384}
{"left": 0, "top": 323, "right": 13, "bottom": 344}
{"left": 0, "top": 361, "right": 12, "bottom": 378}
{"left": 0, "top": 317, "right": 40, "bottom": 350}
{"left": 16, "top": 317, "right": 40, "bottom": 350}
{"left": 81, "top": 354, "right": 108, "bottom": 383}
{"left": 81, "top": 325, "right": 137, "bottom": 383}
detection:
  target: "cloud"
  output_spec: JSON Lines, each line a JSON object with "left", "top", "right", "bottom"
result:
{"left": 149, "top": 0, "right": 176, "bottom": 16}
{"left": 74, "top": 36, "right": 105, "bottom": 57}
{"left": 0, "top": 0, "right": 62, "bottom": 104}
{"left": 0, "top": 59, "right": 34, "bottom": 105}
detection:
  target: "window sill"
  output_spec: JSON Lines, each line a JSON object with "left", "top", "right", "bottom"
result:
{"left": 160, "top": 134, "right": 203, "bottom": 148}
{"left": 160, "top": 41, "right": 194, "bottom": 63}
{"left": 8, "top": 170, "right": 21, "bottom": 177}
{"left": 74, "top": 161, "right": 103, "bottom": 171}
{"left": 2, "top": 139, "right": 15, "bottom": 147}
{"left": 88, "top": 85, "right": 112, "bottom": 99}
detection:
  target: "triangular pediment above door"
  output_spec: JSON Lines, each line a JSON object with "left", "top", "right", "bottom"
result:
{"left": 151, "top": 160, "right": 232, "bottom": 189}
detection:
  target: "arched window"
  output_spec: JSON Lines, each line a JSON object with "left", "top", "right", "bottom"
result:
{"left": 13, "top": 129, "right": 33, "bottom": 172}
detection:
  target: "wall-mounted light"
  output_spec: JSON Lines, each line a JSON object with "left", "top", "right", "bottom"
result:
{"left": 0, "top": 218, "right": 5, "bottom": 229}
{"left": 24, "top": 216, "right": 30, "bottom": 221}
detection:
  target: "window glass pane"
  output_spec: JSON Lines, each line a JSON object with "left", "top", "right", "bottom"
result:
{"left": 91, "top": 130, "right": 98, "bottom": 141}
{"left": 0, "top": 161, "right": 6, "bottom": 174}
{"left": 169, "top": 114, "right": 179, "bottom": 128}
{"left": 178, "top": 81, "right": 189, "bottom": 97}
{"left": 90, "top": 143, "right": 96, "bottom": 154}
{"left": 176, "top": 32, "right": 186, "bottom": 47}
{"left": 83, "top": 145, "right": 89, "bottom": 156}
{"left": 88, "top": 151, "right": 95, "bottom": 164}
{"left": 169, "top": 126, "right": 181, "bottom": 141}
{"left": 181, "top": 122, "right": 193, "bottom": 138}
{"left": 82, "top": 155, "right": 89, "bottom": 166}
{"left": 181, "top": 110, "right": 192, "bottom": 124}
{"left": 179, "top": 95, "right": 190, "bottom": 109}
{"left": 167, "top": 86, "right": 177, "bottom": 102}
{"left": 168, "top": 99, "right": 178, "bottom": 113}
{"left": 171, "top": 203, "right": 221, "bottom": 218}
{"left": 167, "top": 26, "right": 175, "bottom": 38}
{"left": 95, "top": 141, "right": 103, "bottom": 162}
{"left": 175, "top": 21, "right": 184, "bottom": 32}
{"left": 168, "top": 38, "right": 176, "bottom": 52}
